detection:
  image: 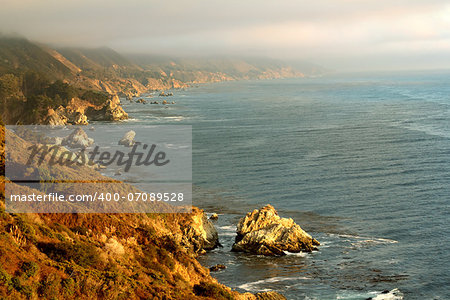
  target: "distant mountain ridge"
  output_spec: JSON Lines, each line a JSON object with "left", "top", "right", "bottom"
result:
{"left": 0, "top": 36, "right": 320, "bottom": 98}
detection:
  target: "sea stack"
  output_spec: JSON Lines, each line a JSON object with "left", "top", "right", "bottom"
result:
{"left": 232, "top": 204, "right": 320, "bottom": 256}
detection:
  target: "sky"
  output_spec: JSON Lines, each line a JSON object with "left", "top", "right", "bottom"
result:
{"left": 1, "top": 0, "right": 450, "bottom": 71}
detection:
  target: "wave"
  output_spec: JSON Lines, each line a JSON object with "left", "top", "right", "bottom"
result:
{"left": 336, "top": 288, "right": 403, "bottom": 300}
{"left": 122, "top": 118, "right": 141, "bottom": 122}
{"left": 391, "top": 119, "right": 450, "bottom": 139}
{"left": 217, "top": 225, "right": 235, "bottom": 230}
{"left": 334, "top": 234, "right": 398, "bottom": 244}
{"left": 401, "top": 124, "right": 450, "bottom": 138}
{"left": 163, "top": 116, "right": 187, "bottom": 122}
{"left": 283, "top": 251, "right": 307, "bottom": 257}
{"left": 238, "top": 276, "right": 309, "bottom": 292}
{"left": 220, "top": 232, "right": 237, "bottom": 237}
{"left": 164, "top": 143, "right": 190, "bottom": 149}
{"left": 217, "top": 225, "right": 236, "bottom": 236}
{"left": 371, "top": 288, "right": 403, "bottom": 300}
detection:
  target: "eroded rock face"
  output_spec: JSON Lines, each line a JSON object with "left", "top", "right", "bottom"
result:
{"left": 182, "top": 207, "right": 220, "bottom": 252}
{"left": 67, "top": 111, "right": 89, "bottom": 125}
{"left": 232, "top": 204, "right": 319, "bottom": 256}
{"left": 45, "top": 106, "right": 68, "bottom": 125}
{"left": 45, "top": 95, "right": 128, "bottom": 125}
{"left": 85, "top": 95, "right": 128, "bottom": 121}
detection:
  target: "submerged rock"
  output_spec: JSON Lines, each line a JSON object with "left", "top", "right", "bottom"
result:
{"left": 136, "top": 98, "right": 147, "bottom": 104}
{"left": 118, "top": 130, "right": 136, "bottom": 147}
{"left": 159, "top": 91, "right": 173, "bottom": 97}
{"left": 209, "top": 264, "right": 226, "bottom": 272}
{"left": 232, "top": 204, "right": 319, "bottom": 256}
{"left": 62, "top": 128, "right": 94, "bottom": 149}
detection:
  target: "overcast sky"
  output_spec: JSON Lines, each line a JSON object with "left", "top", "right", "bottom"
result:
{"left": 1, "top": 0, "right": 450, "bottom": 71}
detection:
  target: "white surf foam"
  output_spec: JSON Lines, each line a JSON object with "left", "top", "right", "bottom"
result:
{"left": 238, "top": 276, "right": 309, "bottom": 292}
{"left": 336, "top": 288, "right": 403, "bottom": 300}
{"left": 218, "top": 225, "right": 235, "bottom": 231}
{"left": 283, "top": 251, "right": 308, "bottom": 257}
{"left": 337, "top": 234, "right": 398, "bottom": 244}
{"left": 372, "top": 288, "right": 403, "bottom": 300}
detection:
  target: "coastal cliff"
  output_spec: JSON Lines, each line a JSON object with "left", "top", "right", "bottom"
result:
{"left": 1, "top": 36, "right": 307, "bottom": 100}
{"left": 0, "top": 36, "right": 301, "bottom": 298}
{"left": 0, "top": 126, "right": 285, "bottom": 299}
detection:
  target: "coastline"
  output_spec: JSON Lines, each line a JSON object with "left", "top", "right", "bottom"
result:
{"left": 0, "top": 122, "right": 289, "bottom": 299}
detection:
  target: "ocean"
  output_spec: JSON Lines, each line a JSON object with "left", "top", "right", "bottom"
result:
{"left": 119, "top": 70, "right": 450, "bottom": 299}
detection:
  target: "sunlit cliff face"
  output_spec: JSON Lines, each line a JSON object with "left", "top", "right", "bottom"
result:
{"left": 1, "top": 0, "right": 450, "bottom": 71}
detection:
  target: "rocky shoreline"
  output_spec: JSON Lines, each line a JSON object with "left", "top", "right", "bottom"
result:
{"left": 0, "top": 127, "right": 293, "bottom": 299}
{"left": 45, "top": 94, "right": 128, "bottom": 125}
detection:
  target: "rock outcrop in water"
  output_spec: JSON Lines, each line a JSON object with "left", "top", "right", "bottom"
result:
{"left": 118, "top": 130, "right": 136, "bottom": 147}
{"left": 232, "top": 204, "right": 319, "bottom": 256}
{"left": 61, "top": 128, "right": 94, "bottom": 149}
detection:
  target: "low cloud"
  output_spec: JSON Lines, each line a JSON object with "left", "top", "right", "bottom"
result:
{"left": 1, "top": 0, "right": 449, "bottom": 71}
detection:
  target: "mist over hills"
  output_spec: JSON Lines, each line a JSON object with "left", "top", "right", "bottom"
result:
{"left": 0, "top": 35, "right": 327, "bottom": 125}
{"left": 0, "top": 36, "right": 325, "bottom": 94}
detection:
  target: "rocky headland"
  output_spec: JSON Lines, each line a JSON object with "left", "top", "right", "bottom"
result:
{"left": 0, "top": 127, "right": 288, "bottom": 299}
{"left": 45, "top": 95, "right": 128, "bottom": 125}
{"left": 0, "top": 36, "right": 317, "bottom": 298}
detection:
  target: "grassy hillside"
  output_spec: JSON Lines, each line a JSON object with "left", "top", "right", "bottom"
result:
{"left": 0, "top": 37, "right": 73, "bottom": 80}
{"left": 0, "top": 127, "right": 241, "bottom": 299}
{"left": 0, "top": 36, "right": 309, "bottom": 93}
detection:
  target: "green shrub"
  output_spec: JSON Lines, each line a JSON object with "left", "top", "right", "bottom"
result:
{"left": 38, "top": 241, "right": 101, "bottom": 268}
{"left": 80, "top": 90, "right": 109, "bottom": 106}
{"left": 38, "top": 273, "right": 61, "bottom": 299}
{"left": 55, "top": 233, "right": 65, "bottom": 242}
{"left": 20, "top": 261, "right": 38, "bottom": 278}
{"left": 71, "top": 225, "right": 89, "bottom": 235}
{"left": 61, "top": 277, "right": 75, "bottom": 297}
{"left": 50, "top": 223, "right": 74, "bottom": 238}
{"left": 11, "top": 276, "right": 32, "bottom": 297}
{"left": 15, "top": 219, "right": 37, "bottom": 244}
{"left": 0, "top": 267, "right": 11, "bottom": 286}
{"left": 38, "top": 225, "right": 54, "bottom": 238}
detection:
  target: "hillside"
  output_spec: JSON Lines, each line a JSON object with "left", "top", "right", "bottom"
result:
{"left": 0, "top": 36, "right": 296, "bottom": 299}
{"left": 128, "top": 55, "right": 304, "bottom": 83}
{"left": 0, "top": 37, "right": 74, "bottom": 80}
{"left": 0, "top": 36, "right": 309, "bottom": 97}
{"left": 0, "top": 36, "right": 313, "bottom": 125}
{"left": 0, "top": 125, "right": 287, "bottom": 300}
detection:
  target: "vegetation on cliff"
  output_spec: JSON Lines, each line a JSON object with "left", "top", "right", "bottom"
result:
{"left": 0, "top": 128, "right": 237, "bottom": 299}
{"left": 0, "top": 35, "right": 300, "bottom": 299}
{"left": 0, "top": 71, "right": 110, "bottom": 124}
{"left": 0, "top": 127, "right": 287, "bottom": 299}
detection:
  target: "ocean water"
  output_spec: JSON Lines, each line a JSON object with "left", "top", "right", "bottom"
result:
{"left": 120, "top": 71, "right": 450, "bottom": 299}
